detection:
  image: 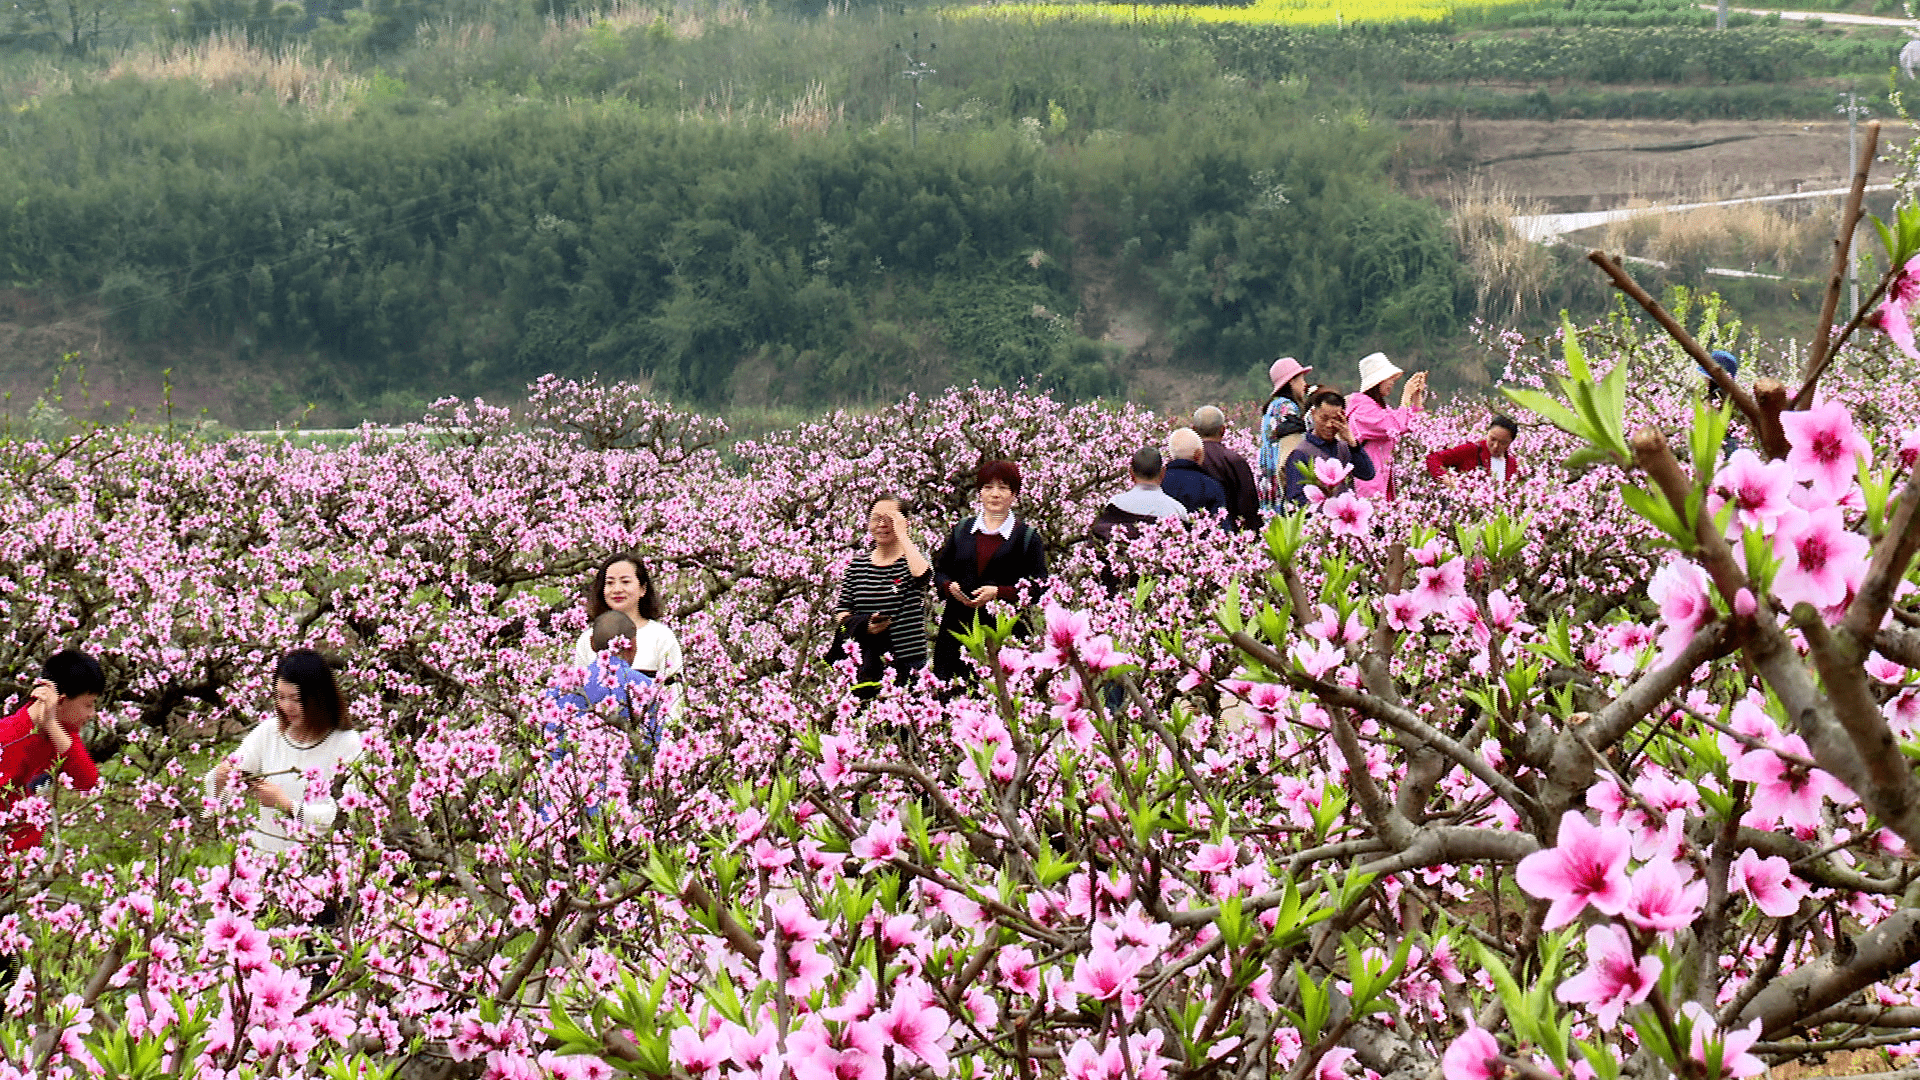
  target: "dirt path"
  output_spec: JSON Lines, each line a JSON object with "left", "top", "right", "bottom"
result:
{"left": 1510, "top": 182, "right": 1896, "bottom": 242}
{"left": 1399, "top": 119, "right": 1913, "bottom": 212}
{"left": 1699, "top": 4, "right": 1918, "bottom": 25}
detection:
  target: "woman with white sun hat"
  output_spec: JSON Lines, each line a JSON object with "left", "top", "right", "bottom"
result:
{"left": 1345, "top": 351, "right": 1427, "bottom": 500}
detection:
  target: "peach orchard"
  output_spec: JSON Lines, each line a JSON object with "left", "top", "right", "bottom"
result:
{"left": 9, "top": 233, "right": 1920, "bottom": 1079}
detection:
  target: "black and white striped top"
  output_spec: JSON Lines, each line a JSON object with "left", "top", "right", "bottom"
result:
{"left": 834, "top": 554, "right": 932, "bottom": 666}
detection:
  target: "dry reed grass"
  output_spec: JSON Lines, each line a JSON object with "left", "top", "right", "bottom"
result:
{"left": 675, "top": 79, "right": 845, "bottom": 133}
{"left": 1450, "top": 181, "right": 1558, "bottom": 324}
{"left": 1601, "top": 195, "right": 1835, "bottom": 278}
{"left": 105, "top": 33, "right": 365, "bottom": 115}
{"left": 541, "top": 1, "right": 749, "bottom": 39}
{"left": 0, "top": 59, "right": 74, "bottom": 108}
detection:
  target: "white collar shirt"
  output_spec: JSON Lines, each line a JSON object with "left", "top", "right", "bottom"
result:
{"left": 971, "top": 513, "right": 1017, "bottom": 539}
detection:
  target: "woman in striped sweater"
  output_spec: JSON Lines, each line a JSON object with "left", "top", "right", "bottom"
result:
{"left": 832, "top": 495, "right": 933, "bottom": 697}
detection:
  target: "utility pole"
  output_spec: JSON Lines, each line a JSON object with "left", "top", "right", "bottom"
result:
{"left": 897, "top": 33, "right": 936, "bottom": 150}
{"left": 1840, "top": 89, "right": 1870, "bottom": 315}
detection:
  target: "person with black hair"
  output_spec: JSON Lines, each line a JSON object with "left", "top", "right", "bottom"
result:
{"left": 1281, "top": 391, "right": 1376, "bottom": 506}
{"left": 574, "top": 552, "right": 682, "bottom": 711}
{"left": 550, "top": 610, "right": 661, "bottom": 750}
{"left": 932, "top": 461, "right": 1050, "bottom": 683}
{"left": 1090, "top": 446, "right": 1189, "bottom": 541}
{"left": 1088, "top": 446, "right": 1190, "bottom": 603}
{"left": 1426, "top": 416, "right": 1524, "bottom": 486}
{"left": 831, "top": 496, "right": 932, "bottom": 699}
{"left": 0, "top": 649, "right": 104, "bottom": 853}
{"left": 204, "top": 650, "right": 362, "bottom": 853}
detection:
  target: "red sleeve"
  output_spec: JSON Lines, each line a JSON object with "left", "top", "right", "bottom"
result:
{"left": 1426, "top": 441, "right": 1481, "bottom": 478}
{"left": 58, "top": 732, "right": 97, "bottom": 793}
{"left": 0, "top": 706, "right": 37, "bottom": 786}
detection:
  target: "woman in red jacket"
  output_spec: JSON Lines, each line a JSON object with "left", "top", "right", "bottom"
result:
{"left": 0, "top": 650, "right": 104, "bottom": 853}
{"left": 1426, "top": 416, "right": 1522, "bottom": 486}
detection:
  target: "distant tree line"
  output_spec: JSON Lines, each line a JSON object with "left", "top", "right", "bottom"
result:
{"left": 0, "top": 72, "right": 1466, "bottom": 409}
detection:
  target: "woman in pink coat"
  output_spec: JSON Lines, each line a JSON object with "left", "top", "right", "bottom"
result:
{"left": 1345, "top": 352, "right": 1427, "bottom": 499}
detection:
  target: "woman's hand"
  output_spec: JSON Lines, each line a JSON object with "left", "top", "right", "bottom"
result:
{"left": 971, "top": 585, "right": 1000, "bottom": 606}
{"left": 1402, "top": 371, "right": 1428, "bottom": 410}
{"left": 211, "top": 762, "right": 233, "bottom": 788}
{"left": 250, "top": 778, "right": 294, "bottom": 813}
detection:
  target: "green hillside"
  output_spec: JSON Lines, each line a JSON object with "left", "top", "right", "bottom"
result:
{"left": 0, "top": 0, "right": 1906, "bottom": 421}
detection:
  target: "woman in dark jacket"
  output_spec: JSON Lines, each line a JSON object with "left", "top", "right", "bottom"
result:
{"left": 931, "top": 460, "right": 1050, "bottom": 683}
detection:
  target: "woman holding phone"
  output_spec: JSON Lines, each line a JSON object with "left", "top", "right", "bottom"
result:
{"left": 831, "top": 495, "right": 932, "bottom": 698}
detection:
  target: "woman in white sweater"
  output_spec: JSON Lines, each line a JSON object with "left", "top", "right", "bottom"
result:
{"left": 574, "top": 552, "right": 682, "bottom": 692}
{"left": 206, "top": 650, "right": 362, "bottom": 854}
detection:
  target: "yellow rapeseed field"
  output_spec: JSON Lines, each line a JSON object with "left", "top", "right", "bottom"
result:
{"left": 952, "top": 0, "right": 1482, "bottom": 25}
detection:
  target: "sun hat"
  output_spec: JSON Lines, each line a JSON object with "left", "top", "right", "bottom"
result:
{"left": 1269, "top": 356, "right": 1313, "bottom": 392}
{"left": 1356, "top": 352, "right": 1404, "bottom": 394}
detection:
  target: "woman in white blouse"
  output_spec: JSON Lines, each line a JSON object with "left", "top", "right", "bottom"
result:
{"left": 206, "top": 650, "right": 363, "bottom": 853}
{"left": 575, "top": 551, "right": 682, "bottom": 700}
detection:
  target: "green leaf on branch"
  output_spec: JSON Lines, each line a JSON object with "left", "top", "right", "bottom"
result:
{"left": 1618, "top": 483, "right": 1696, "bottom": 551}
{"left": 1504, "top": 316, "right": 1632, "bottom": 466}
{"left": 1311, "top": 782, "right": 1349, "bottom": 840}
{"left": 1033, "top": 840, "right": 1078, "bottom": 887}
{"left": 1285, "top": 962, "right": 1333, "bottom": 1044}
{"left": 1688, "top": 397, "right": 1733, "bottom": 481}
{"left": 1264, "top": 512, "right": 1307, "bottom": 565}
{"left": 1219, "top": 579, "right": 1245, "bottom": 636}
{"left": 1861, "top": 456, "right": 1895, "bottom": 538}
{"left": 1576, "top": 1040, "right": 1622, "bottom": 1080}
{"left": 1505, "top": 387, "right": 1587, "bottom": 439}
{"left": 1343, "top": 931, "right": 1416, "bottom": 1016}
{"left": 1739, "top": 525, "right": 1780, "bottom": 596}
{"left": 1526, "top": 615, "right": 1579, "bottom": 668}
{"left": 1217, "top": 894, "right": 1254, "bottom": 949}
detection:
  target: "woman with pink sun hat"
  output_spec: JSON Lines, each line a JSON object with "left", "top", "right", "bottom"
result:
{"left": 1256, "top": 356, "right": 1314, "bottom": 515}
{"left": 1346, "top": 351, "right": 1426, "bottom": 500}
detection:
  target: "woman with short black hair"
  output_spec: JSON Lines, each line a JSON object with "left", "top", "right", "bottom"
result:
{"left": 1425, "top": 416, "right": 1524, "bottom": 486}
{"left": 931, "top": 461, "right": 1050, "bottom": 683}
{"left": 205, "top": 649, "right": 363, "bottom": 853}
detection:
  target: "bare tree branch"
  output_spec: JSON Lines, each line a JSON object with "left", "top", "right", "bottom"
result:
{"left": 1328, "top": 707, "right": 1417, "bottom": 850}
{"left": 1354, "top": 826, "right": 1542, "bottom": 877}
{"left": 1593, "top": 254, "right": 1784, "bottom": 457}
{"left": 1229, "top": 631, "right": 1545, "bottom": 831}
{"left": 1795, "top": 610, "right": 1920, "bottom": 849}
{"left": 1798, "top": 119, "right": 1882, "bottom": 407}
{"left": 1738, "top": 908, "right": 1920, "bottom": 1037}
{"left": 1845, "top": 463, "right": 1920, "bottom": 653}
{"left": 1556, "top": 620, "right": 1730, "bottom": 758}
